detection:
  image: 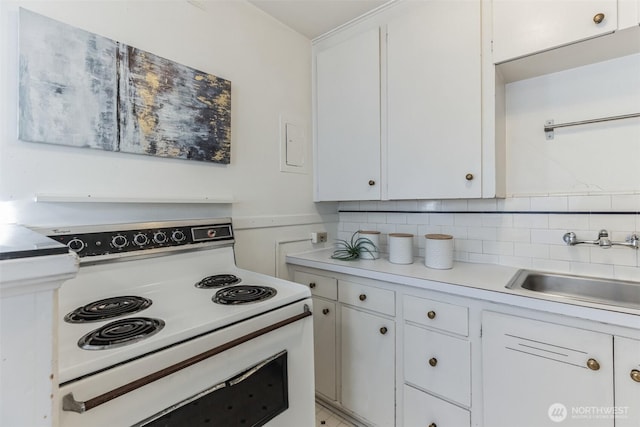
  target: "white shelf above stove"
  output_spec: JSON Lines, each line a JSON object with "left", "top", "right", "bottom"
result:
{"left": 34, "top": 193, "right": 234, "bottom": 204}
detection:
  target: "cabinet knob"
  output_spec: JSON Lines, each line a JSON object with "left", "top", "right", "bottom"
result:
{"left": 631, "top": 369, "right": 640, "bottom": 383}
{"left": 586, "top": 358, "right": 600, "bottom": 371}
{"left": 427, "top": 310, "right": 436, "bottom": 320}
{"left": 359, "top": 294, "right": 367, "bottom": 301}
{"left": 593, "top": 13, "right": 605, "bottom": 24}
{"left": 429, "top": 424, "right": 437, "bottom": 427}
{"left": 309, "top": 282, "right": 316, "bottom": 288}
{"left": 368, "top": 180, "right": 376, "bottom": 186}
{"left": 429, "top": 357, "right": 438, "bottom": 367}
{"left": 322, "top": 308, "right": 330, "bottom": 315}
{"left": 465, "top": 173, "right": 474, "bottom": 181}
{"left": 380, "top": 326, "right": 388, "bottom": 335}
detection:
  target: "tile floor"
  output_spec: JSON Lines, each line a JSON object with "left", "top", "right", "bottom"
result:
{"left": 315, "top": 402, "right": 356, "bottom": 427}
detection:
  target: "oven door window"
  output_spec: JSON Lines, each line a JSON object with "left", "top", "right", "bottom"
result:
{"left": 137, "top": 351, "right": 289, "bottom": 427}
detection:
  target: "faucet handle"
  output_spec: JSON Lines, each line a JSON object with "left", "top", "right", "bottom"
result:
{"left": 626, "top": 234, "right": 639, "bottom": 248}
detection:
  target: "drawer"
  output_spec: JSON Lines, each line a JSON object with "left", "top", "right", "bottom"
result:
{"left": 404, "top": 294, "right": 468, "bottom": 336}
{"left": 338, "top": 280, "right": 395, "bottom": 316}
{"left": 404, "top": 324, "right": 471, "bottom": 406}
{"left": 293, "top": 271, "right": 337, "bottom": 300}
{"left": 403, "top": 384, "right": 470, "bottom": 427}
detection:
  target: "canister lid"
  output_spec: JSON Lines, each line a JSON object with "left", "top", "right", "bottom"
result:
{"left": 358, "top": 230, "right": 381, "bottom": 234}
{"left": 389, "top": 233, "right": 414, "bottom": 237}
{"left": 425, "top": 233, "right": 453, "bottom": 240}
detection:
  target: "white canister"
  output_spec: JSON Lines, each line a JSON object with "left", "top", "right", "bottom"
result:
{"left": 388, "top": 233, "right": 414, "bottom": 264}
{"left": 424, "top": 234, "right": 454, "bottom": 269}
{"left": 357, "top": 230, "right": 380, "bottom": 260}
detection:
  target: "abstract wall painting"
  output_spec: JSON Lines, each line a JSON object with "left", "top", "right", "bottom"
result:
{"left": 18, "top": 9, "right": 232, "bottom": 164}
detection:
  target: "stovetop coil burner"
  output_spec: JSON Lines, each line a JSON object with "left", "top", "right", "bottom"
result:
{"left": 78, "top": 317, "right": 165, "bottom": 350}
{"left": 195, "top": 274, "right": 241, "bottom": 289}
{"left": 64, "top": 296, "right": 152, "bottom": 323}
{"left": 213, "top": 285, "right": 277, "bottom": 305}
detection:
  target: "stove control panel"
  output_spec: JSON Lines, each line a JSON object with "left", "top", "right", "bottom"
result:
{"left": 46, "top": 222, "right": 234, "bottom": 258}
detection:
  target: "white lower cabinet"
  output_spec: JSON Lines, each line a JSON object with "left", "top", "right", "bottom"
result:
{"left": 614, "top": 336, "right": 640, "bottom": 427}
{"left": 341, "top": 306, "right": 395, "bottom": 426}
{"left": 403, "top": 384, "right": 470, "bottom": 427}
{"left": 482, "top": 311, "right": 614, "bottom": 427}
{"left": 312, "top": 297, "right": 337, "bottom": 400}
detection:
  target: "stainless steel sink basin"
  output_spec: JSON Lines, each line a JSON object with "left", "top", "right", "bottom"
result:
{"left": 506, "top": 270, "right": 640, "bottom": 310}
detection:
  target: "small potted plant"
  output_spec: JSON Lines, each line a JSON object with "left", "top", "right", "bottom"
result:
{"left": 331, "top": 231, "right": 378, "bottom": 261}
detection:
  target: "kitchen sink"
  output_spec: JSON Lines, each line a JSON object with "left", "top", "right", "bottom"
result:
{"left": 506, "top": 270, "right": 640, "bottom": 310}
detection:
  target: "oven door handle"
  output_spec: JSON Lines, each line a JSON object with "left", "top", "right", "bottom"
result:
{"left": 62, "top": 306, "right": 312, "bottom": 414}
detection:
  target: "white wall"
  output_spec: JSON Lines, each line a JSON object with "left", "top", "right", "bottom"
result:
{"left": 0, "top": 0, "right": 337, "bottom": 275}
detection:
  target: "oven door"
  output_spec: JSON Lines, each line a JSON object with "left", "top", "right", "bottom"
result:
{"left": 58, "top": 299, "right": 315, "bottom": 427}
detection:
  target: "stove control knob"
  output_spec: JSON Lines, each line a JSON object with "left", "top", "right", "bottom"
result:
{"left": 171, "top": 230, "right": 186, "bottom": 243}
{"left": 67, "top": 238, "right": 85, "bottom": 253}
{"left": 153, "top": 231, "right": 168, "bottom": 244}
{"left": 133, "top": 233, "right": 149, "bottom": 247}
{"left": 111, "top": 234, "right": 128, "bottom": 249}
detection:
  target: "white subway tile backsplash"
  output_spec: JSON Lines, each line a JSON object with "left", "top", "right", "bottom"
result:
{"left": 514, "top": 243, "right": 549, "bottom": 259}
{"left": 468, "top": 227, "right": 498, "bottom": 241}
{"left": 611, "top": 194, "right": 640, "bottom": 211}
{"left": 455, "top": 213, "right": 483, "bottom": 227}
{"left": 496, "top": 228, "right": 530, "bottom": 242}
{"left": 612, "top": 265, "right": 640, "bottom": 281}
{"left": 530, "top": 196, "right": 568, "bottom": 211}
{"left": 467, "top": 198, "right": 497, "bottom": 211}
{"left": 531, "top": 229, "right": 564, "bottom": 245}
{"left": 430, "top": 213, "right": 454, "bottom": 226}
{"left": 482, "top": 213, "right": 513, "bottom": 227}
{"left": 549, "top": 245, "right": 591, "bottom": 263}
{"left": 441, "top": 199, "right": 468, "bottom": 211}
{"left": 548, "top": 214, "right": 590, "bottom": 230}
{"left": 589, "top": 214, "right": 636, "bottom": 232}
{"left": 590, "top": 247, "right": 637, "bottom": 267}
{"left": 568, "top": 195, "right": 612, "bottom": 211}
{"left": 513, "top": 214, "right": 549, "bottom": 229}
{"left": 497, "top": 197, "right": 531, "bottom": 211}
{"left": 483, "top": 240, "right": 514, "bottom": 256}
{"left": 339, "top": 195, "right": 639, "bottom": 281}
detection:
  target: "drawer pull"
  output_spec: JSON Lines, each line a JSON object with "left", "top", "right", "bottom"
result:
{"left": 359, "top": 294, "right": 367, "bottom": 301}
{"left": 427, "top": 310, "right": 436, "bottom": 320}
{"left": 309, "top": 282, "right": 316, "bottom": 289}
{"left": 631, "top": 369, "right": 640, "bottom": 383}
{"left": 429, "top": 424, "right": 437, "bottom": 427}
{"left": 429, "top": 357, "right": 438, "bottom": 367}
{"left": 379, "top": 327, "right": 388, "bottom": 335}
{"left": 322, "top": 308, "right": 330, "bottom": 315}
{"left": 586, "top": 358, "right": 600, "bottom": 371}
{"left": 593, "top": 12, "right": 605, "bottom": 24}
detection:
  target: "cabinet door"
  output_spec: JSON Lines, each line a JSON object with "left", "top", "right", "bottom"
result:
{"left": 386, "top": 0, "right": 481, "bottom": 199}
{"left": 341, "top": 306, "right": 395, "bottom": 426}
{"left": 313, "top": 298, "right": 337, "bottom": 400}
{"left": 482, "top": 312, "right": 613, "bottom": 427}
{"left": 493, "top": 0, "right": 618, "bottom": 63}
{"left": 614, "top": 336, "right": 640, "bottom": 427}
{"left": 315, "top": 28, "right": 381, "bottom": 201}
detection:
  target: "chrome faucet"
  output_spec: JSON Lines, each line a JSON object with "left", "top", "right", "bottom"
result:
{"left": 563, "top": 229, "right": 639, "bottom": 249}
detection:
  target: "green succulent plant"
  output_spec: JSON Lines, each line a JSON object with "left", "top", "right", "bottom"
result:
{"left": 331, "top": 231, "right": 378, "bottom": 261}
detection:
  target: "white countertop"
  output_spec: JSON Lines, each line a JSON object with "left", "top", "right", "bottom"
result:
{"left": 286, "top": 249, "right": 640, "bottom": 329}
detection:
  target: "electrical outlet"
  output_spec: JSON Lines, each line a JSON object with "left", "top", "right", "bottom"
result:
{"left": 311, "top": 232, "right": 328, "bottom": 244}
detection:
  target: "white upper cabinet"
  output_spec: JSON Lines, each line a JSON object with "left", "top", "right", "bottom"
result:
{"left": 492, "top": 0, "right": 618, "bottom": 63}
{"left": 386, "top": 0, "right": 482, "bottom": 199}
{"left": 315, "top": 28, "right": 381, "bottom": 201}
